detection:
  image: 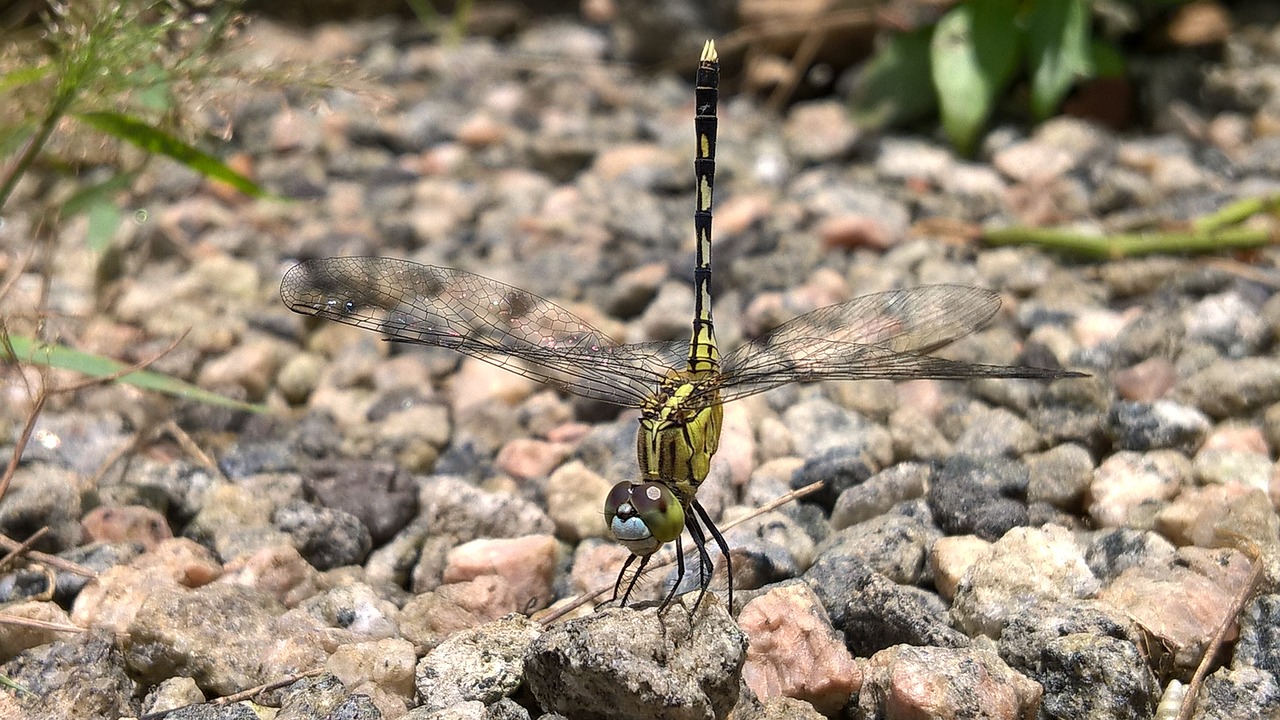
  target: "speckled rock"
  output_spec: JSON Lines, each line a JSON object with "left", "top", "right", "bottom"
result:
{"left": 858, "top": 644, "right": 1041, "bottom": 720}
{"left": 738, "top": 583, "right": 860, "bottom": 716}
{"left": 415, "top": 615, "right": 540, "bottom": 712}
{"left": 123, "top": 583, "right": 285, "bottom": 694}
{"left": 951, "top": 524, "right": 1100, "bottom": 638}
{"left": 526, "top": 598, "right": 746, "bottom": 720}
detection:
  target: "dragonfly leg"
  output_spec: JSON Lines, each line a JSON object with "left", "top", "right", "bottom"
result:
{"left": 613, "top": 553, "right": 639, "bottom": 604}
{"left": 684, "top": 510, "right": 714, "bottom": 616}
{"left": 618, "top": 553, "right": 652, "bottom": 608}
{"left": 657, "top": 535, "right": 685, "bottom": 612}
{"left": 692, "top": 500, "right": 733, "bottom": 614}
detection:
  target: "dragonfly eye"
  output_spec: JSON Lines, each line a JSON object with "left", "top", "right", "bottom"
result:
{"left": 604, "top": 481, "right": 683, "bottom": 545}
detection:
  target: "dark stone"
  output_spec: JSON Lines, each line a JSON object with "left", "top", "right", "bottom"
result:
{"left": 927, "top": 455, "right": 1030, "bottom": 540}
{"left": 803, "top": 555, "right": 967, "bottom": 657}
{"left": 303, "top": 459, "right": 418, "bottom": 544}
{"left": 2, "top": 629, "right": 139, "bottom": 719}
{"left": 273, "top": 500, "right": 373, "bottom": 570}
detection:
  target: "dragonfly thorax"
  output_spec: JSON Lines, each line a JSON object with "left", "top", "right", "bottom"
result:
{"left": 636, "top": 374, "right": 723, "bottom": 504}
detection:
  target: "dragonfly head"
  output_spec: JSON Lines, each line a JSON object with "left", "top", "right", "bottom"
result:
{"left": 604, "top": 481, "right": 684, "bottom": 556}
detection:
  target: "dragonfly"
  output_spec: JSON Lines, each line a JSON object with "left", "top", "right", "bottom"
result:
{"left": 280, "top": 40, "right": 1082, "bottom": 614}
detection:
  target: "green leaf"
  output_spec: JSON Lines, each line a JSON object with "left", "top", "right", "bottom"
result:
{"left": 1026, "top": 0, "right": 1093, "bottom": 120}
{"left": 85, "top": 198, "right": 122, "bottom": 252}
{"left": 931, "top": 0, "right": 1021, "bottom": 154}
{"left": 59, "top": 169, "right": 140, "bottom": 219}
{"left": 850, "top": 26, "right": 938, "bottom": 129}
{"left": 74, "top": 111, "right": 269, "bottom": 198}
{"left": 3, "top": 335, "right": 268, "bottom": 413}
{"left": 1091, "top": 39, "right": 1126, "bottom": 78}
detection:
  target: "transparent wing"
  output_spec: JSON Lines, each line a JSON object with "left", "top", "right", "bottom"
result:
{"left": 711, "top": 284, "right": 1076, "bottom": 403}
{"left": 281, "top": 257, "right": 683, "bottom": 406}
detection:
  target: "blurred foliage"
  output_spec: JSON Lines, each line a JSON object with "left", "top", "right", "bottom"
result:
{"left": 405, "top": 0, "right": 474, "bottom": 44}
{"left": 851, "top": 0, "right": 1184, "bottom": 154}
{"left": 0, "top": 1, "right": 281, "bottom": 412}
{"left": 0, "top": 0, "right": 267, "bottom": 242}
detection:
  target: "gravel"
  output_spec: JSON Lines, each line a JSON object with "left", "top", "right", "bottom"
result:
{"left": 2, "top": 9, "right": 1280, "bottom": 720}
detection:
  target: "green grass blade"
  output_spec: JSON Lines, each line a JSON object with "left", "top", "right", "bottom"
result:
{"left": 74, "top": 111, "right": 270, "bottom": 198}
{"left": 4, "top": 334, "right": 267, "bottom": 413}
{"left": 0, "top": 64, "right": 50, "bottom": 94}
{"left": 0, "top": 673, "right": 31, "bottom": 696}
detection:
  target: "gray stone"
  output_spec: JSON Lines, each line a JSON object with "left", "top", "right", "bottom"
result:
{"left": 525, "top": 599, "right": 745, "bottom": 720}
{"left": 0, "top": 629, "right": 138, "bottom": 720}
{"left": 415, "top": 615, "right": 541, "bottom": 712}
{"left": 273, "top": 499, "right": 373, "bottom": 570}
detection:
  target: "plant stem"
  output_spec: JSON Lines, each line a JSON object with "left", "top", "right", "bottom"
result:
{"left": 983, "top": 225, "right": 1274, "bottom": 259}
{"left": 0, "top": 103, "right": 66, "bottom": 210}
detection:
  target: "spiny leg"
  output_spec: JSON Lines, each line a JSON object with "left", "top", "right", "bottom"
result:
{"left": 657, "top": 534, "right": 686, "bottom": 612}
{"left": 692, "top": 500, "right": 733, "bottom": 613}
{"left": 684, "top": 510, "right": 715, "bottom": 615}
{"left": 613, "top": 553, "right": 641, "bottom": 605}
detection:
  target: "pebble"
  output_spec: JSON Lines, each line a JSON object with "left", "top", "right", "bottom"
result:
{"left": 929, "top": 535, "right": 992, "bottom": 601}
{"left": 23, "top": 411, "right": 128, "bottom": 477}
{"left": 525, "top": 598, "right": 746, "bottom": 720}
{"left": 1107, "top": 399, "right": 1211, "bottom": 452}
{"left": 219, "top": 543, "right": 320, "bottom": 607}
{"left": 830, "top": 462, "right": 930, "bottom": 529}
{"left": 992, "top": 140, "right": 1078, "bottom": 183}
{"left": 0, "top": 464, "right": 82, "bottom": 553}
{"left": 815, "top": 503, "right": 939, "bottom": 585}
{"left": 296, "top": 582, "right": 399, "bottom": 641}
{"left": 141, "top": 676, "right": 205, "bottom": 715}
{"left": 1175, "top": 357, "right": 1280, "bottom": 418}
{"left": 1156, "top": 484, "right": 1279, "bottom": 553}
{"left": 494, "top": 438, "right": 573, "bottom": 481}
{"left": 80, "top": 505, "right": 173, "bottom": 550}
{"left": 927, "top": 455, "right": 1031, "bottom": 540}
{"left": 951, "top": 525, "right": 1100, "bottom": 638}
{"left": 950, "top": 405, "right": 1043, "bottom": 457}
{"left": 398, "top": 577, "right": 518, "bottom": 654}
{"left": 783, "top": 100, "right": 859, "bottom": 163}
{"left": 441, "top": 535, "right": 560, "bottom": 612}
{"left": 0, "top": 630, "right": 137, "bottom": 719}
{"left": 858, "top": 644, "right": 1041, "bottom": 719}
{"left": 998, "top": 600, "right": 1158, "bottom": 719}
{"left": 1087, "top": 450, "right": 1190, "bottom": 528}
{"left": 804, "top": 556, "right": 967, "bottom": 657}
{"left": 1097, "top": 546, "right": 1255, "bottom": 671}
{"left": 123, "top": 583, "right": 285, "bottom": 694}
{"left": 1025, "top": 443, "right": 1094, "bottom": 511}
{"left": 414, "top": 615, "right": 540, "bottom": 713}
{"left": 1113, "top": 357, "right": 1178, "bottom": 401}
{"left": 544, "top": 461, "right": 611, "bottom": 542}
{"left": 273, "top": 500, "right": 373, "bottom": 571}
{"left": 303, "top": 459, "right": 419, "bottom": 545}
{"left": 738, "top": 583, "right": 860, "bottom": 715}
{"left": 0, "top": 601, "right": 73, "bottom": 663}
{"left": 1084, "top": 527, "right": 1177, "bottom": 583}
{"left": 726, "top": 511, "right": 817, "bottom": 594}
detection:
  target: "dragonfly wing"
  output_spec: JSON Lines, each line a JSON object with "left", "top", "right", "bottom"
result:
{"left": 281, "top": 257, "right": 678, "bottom": 406}
{"left": 713, "top": 285, "right": 1070, "bottom": 402}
